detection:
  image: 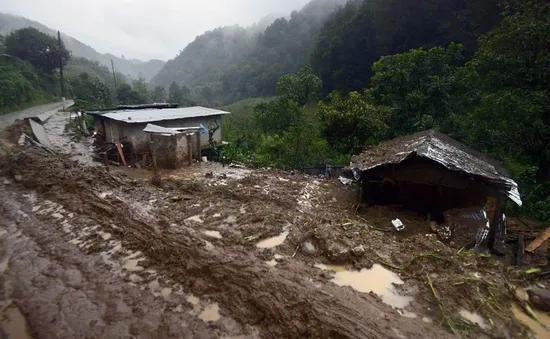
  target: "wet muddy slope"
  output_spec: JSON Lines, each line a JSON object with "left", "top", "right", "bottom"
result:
{"left": 0, "top": 148, "right": 456, "bottom": 339}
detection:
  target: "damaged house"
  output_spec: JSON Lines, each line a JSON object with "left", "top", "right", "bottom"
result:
{"left": 86, "top": 105, "right": 230, "bottom": 169}
{"left": 342, "top": 130, "right": 522, "bottom": 251}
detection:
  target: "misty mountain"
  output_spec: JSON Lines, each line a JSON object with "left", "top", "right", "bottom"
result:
{"left": 0, "top": 12, "right": 165, "bottom": 80}
{"left": 150, "top": 0, "right": 346, "bottom": 105}
{"left": 65, "top": 57, "right": 129, "bottom": 90}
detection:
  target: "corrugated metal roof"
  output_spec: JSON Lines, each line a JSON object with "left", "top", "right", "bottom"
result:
{"left": 87, "top": 106, "right": 229, "bottom": 124}
{"left": 143, "top": 123, "right": 181, "bottom": 135}
{"left": 142, "top": 123, "right": 201, "bottom": 136}
{"left": 348, "top": 130, "right": 522, "bottom": 206}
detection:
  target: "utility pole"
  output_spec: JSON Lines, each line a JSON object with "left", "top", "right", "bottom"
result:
{"left": 57, "top": 31, "right": 65, "bottom": 99}
{"left": 111, "top": 59, "right": 117, "bottom": 90}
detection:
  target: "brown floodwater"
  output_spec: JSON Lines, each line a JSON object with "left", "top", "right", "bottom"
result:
{"left": 315, "top": 263, "right": 413, "bottom": 309}
{"left": 512, "top": 305, "right": 550, "bottom": 338}
{"left": 2, "top": 305, "right": 33, "bottom": 339}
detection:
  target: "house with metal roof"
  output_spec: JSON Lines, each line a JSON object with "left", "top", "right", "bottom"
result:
{"left": 344, "top": 130, "right": 521, "bottom": 208}
{"left": 341, "top": 130, "right": 522, "bottom": 251}
{"left": 86, "top": 105, "right": 230, "bottom": 156}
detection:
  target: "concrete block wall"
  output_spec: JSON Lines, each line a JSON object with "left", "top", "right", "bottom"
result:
{"left": 150, "top": 133, "right": 189, "bottom": 169}
{"left": 102, "top": 115, "right": 223, "bottom": 155}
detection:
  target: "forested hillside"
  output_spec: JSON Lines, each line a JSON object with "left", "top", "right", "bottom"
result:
{"left": 311, "top": 0, "right": 501, "bottom": 94}
{"left": 222, "top": 0, "right": 549, "bottom": 223}
{"left": 0, "top": 13, "right": 165, "bottom": 80}
{"left": 151, "top": 0, "right": 346, "bottom": 105}
{"left": 0, "top": 28, "right": 158, "bottom": 113}
{"left": 0, "top": 28, "right": 66, "bottom": 112}
{"left": 65, "top": 57, "right": 128, "bottom": 91}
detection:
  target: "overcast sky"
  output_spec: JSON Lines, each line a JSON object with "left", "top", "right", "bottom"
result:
{"left": 2, "top": 0, "right": 310, "bottom": 61}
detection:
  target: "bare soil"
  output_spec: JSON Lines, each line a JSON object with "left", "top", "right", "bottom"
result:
{"left": 0, "top": 112, "right": 536, "bottom": 338}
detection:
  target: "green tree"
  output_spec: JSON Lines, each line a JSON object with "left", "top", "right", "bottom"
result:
{"left": 0, "top": 35, "right": 5, "bottom": 54}
{"left": 0, "top": 57, "right": 56, "bottom": 112}
{"left": 4, "top": 28, "right": 70, "bottom": 74}
{"left": 201, "top": 86, "right": 213, "bottom": 105}
{"left": 181, "top": 85, "right": 190, "bottom": 98}
{"left": 150, "top": 0, "right": 344, "bottom": 105}
{"left": 371, "top": 43, "right": 465, "bottom": 136}
{"left": 70, "top": 72, "right": 112, "bottom": 109}
{"left": 152, "top": 86, "right": 166, "bottom": 102}
{"left": 168, "top": 81, "right": 184, "bottom": 104}
{"left": 116, "top": 82, "right": 146, "bottom": 105}
{"left": 254, "top": 98, "right": 303, "bottom": 134}
{"left": 460, "top": 1, "right": 550, "bottom": 181}
{"left": 131, "top": 77, "right": 150, "bottom": 103}
{"left": 276, "top": 66, "right": 322, "bottom": 106}
{"left": 318, "top": 90, "right": 390, "bottom": 155}
{"left": 282, "top": 107, "right": 331, "bottom": 169}
{"left": 311, "top": 0, "right": 501, "bottom": 95}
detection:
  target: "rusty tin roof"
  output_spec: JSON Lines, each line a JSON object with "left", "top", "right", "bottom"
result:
{"left": 349, "top": 130, "right": 522, "bottom": 206}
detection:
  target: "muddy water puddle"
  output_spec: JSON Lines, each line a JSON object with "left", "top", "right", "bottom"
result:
{"left": 256, "top": 231, "right": 289, "bottom": 248}
{"left": 187, "top": 295, "right": 200, "bottom": 306}
{"left": 186, "top": 215, "right": 204, "bottom": 224}
{"left": 199, "top": 303, "right": 221, "bottom": 322}
{"left": 314, "top": 263, "right": 348, "bottom": 272}
{"left": 316, "top": 263, "right": 413, "bottom": 309}
{"left": 265, "top": 254, "right": 284, "bottom": 267}
{"left": 122, "top": 252, "right": 145, "bottom": 272}
{"left": 0, "top": 253, "right": 10, "bottom": 274}
{"left": 458, "top": 309, "right": 489, "bottom": 329}
{"left": 203, "top": 230, "right": 223, "bottom": 239}
{"left": 265, "top": 259, "right": 278, "bottom": 267}
{"left": 256, "top": 224, "right": 292, "bottom": 250}
{"left": 2, "top": 305, "right": 33, "bottom": 339}
{"left": 512, "top": 305, "right": 550, "bottom": 338}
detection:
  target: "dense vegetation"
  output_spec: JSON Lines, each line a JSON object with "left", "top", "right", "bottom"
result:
{"left": 65, "top": 57, "right": 128, "bottom": 90}
{"left": 0, "top": 12, "right": 165, "bottom": 80}
{"left": 1, "top": 0, "right": 547, "bottom": 222}
{"left": 0, "top": 28, "right": 66, "bottom": 112}
{"left": 311, "top": 0, "right": 501, "bottom": 94}
{"left": 223, "top": 0, "right": 549, "bottom": 223}
{"left": 0, "top": 28, "right": 163, "bottom": 112}
{"left": 151, "top": 0, "right": 346, "bottom": 106}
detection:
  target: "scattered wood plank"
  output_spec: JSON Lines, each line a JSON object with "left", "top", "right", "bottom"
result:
{"left": 516, "top": 236, "right": 524, "bottom": 267}
{"left": 525, "top": 226, "right": 550, "bottom": 253}
{"left": 116, "top": 140, "right": 127, "bottom": 167}
{"left": 23, "top": 134, "right": 55, "bottom": 154}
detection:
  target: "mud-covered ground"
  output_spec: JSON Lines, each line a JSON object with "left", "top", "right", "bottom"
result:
{"left": 0, "top": 112, "right": 538, "bottom": 338}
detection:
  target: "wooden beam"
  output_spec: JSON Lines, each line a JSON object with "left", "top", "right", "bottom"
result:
{"left": 116, "top": 140, "right": 127, "bottom": 167}
{"left": 526, "top": 226, "right": 550, "bottom": 253}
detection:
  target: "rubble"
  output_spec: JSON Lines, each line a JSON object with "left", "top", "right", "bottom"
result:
{"left": 1, "top": 121, "right": 548, "bottom": 338}
{"left": 341, "top": 130, "right": 525, "bottom": 256}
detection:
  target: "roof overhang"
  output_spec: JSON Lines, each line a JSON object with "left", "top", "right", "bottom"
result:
{"left": 86, "top": 106, "right": 230, "bottom": 124}
{"left": 343, "top": 131, "right": 522, "bottom": 206}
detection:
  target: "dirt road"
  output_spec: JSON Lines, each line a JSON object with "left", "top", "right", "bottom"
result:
{"left": 0, "top": 149, "right": 459, "bottom": 339}
{"left": 0, "top": 100, "right": 74, "bottom": 128}
{"left": 0, "top": 112, "right": 532, "bottom": 338}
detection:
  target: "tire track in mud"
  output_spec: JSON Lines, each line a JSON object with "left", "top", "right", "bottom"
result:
{"left": 0, "top": 188, "right": 239, "bottom": 339}
{"left": 0, "top": 149, "right": 456, "bottom": 338}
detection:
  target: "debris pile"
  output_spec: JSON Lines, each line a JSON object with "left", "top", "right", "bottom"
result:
{"left": 91, "top": 136, "right": 142, "bottom": 167}
{"left": 2, "top": 127, "right": 549, "bottom": 338}
{"left": 0, "top": 148, "right": 449, "bottom": 338}
{"left": 341, "top": 130, "right": 523, "bottom": 254}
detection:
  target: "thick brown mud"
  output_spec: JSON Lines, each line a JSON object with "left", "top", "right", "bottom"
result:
{"left": 0, "top": 110, "right": 536, "bottom": 338}
{"left": 0, "top": 147, "right": 462, "bottom": 339}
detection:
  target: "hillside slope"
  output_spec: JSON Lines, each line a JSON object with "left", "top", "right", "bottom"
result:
{"left": 151, "top": 0, "right": 346, "bottom": 105}
{"left": 310, "top": 0, "right": 502, "bottom": 94}
{"left": 0, "top": 13, "right": 165, "bottom": 80}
